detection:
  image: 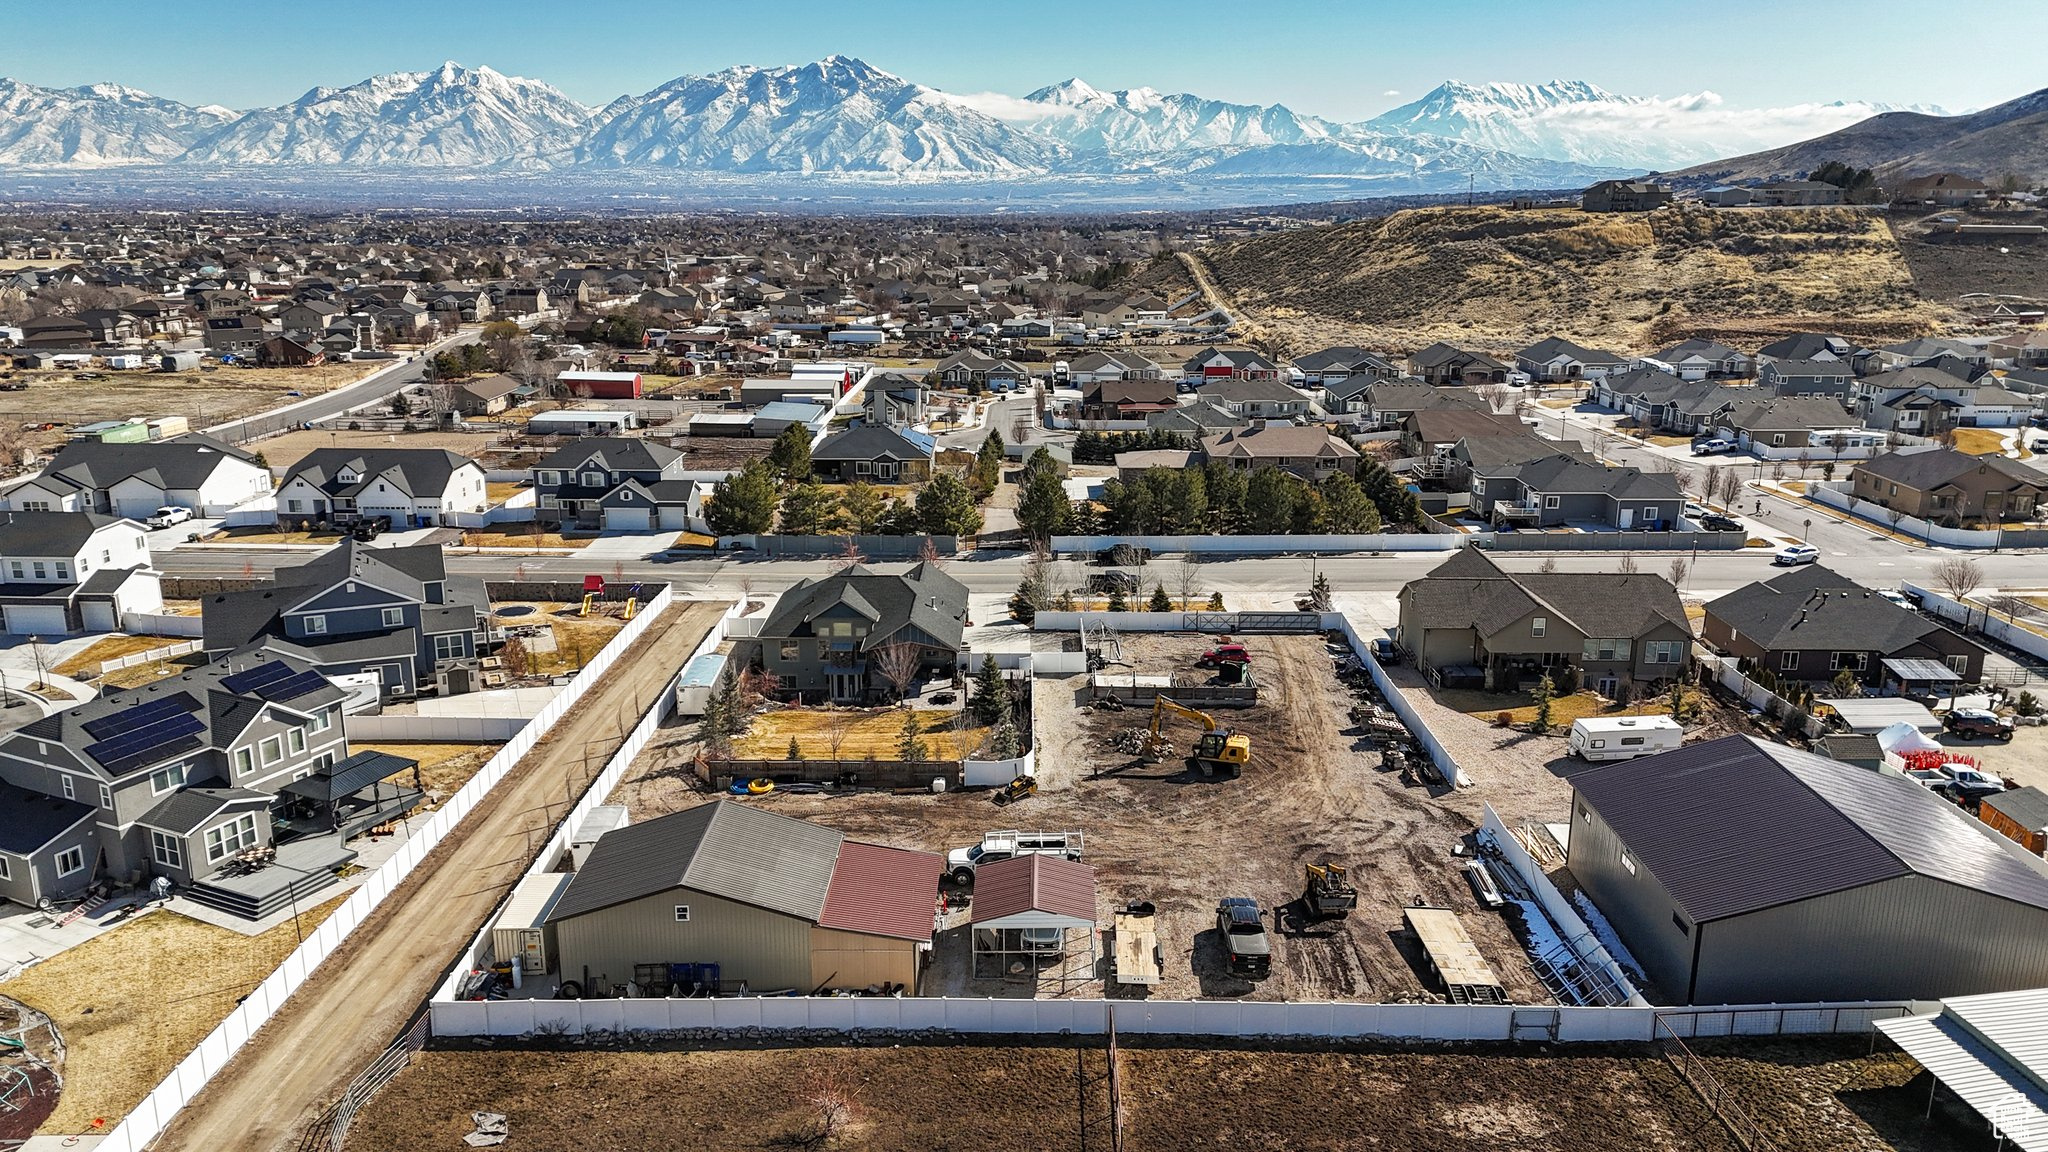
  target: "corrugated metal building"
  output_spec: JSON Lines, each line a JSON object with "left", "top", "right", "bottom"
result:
{"left": 1876, "top": 989, "right": 2048, "bottom": 1151}
{"left": 547, "top": 800, "right": 942, "bottom": 994}
{"left": 1568, "top": 735, "right": 2048, "bottom": 1004}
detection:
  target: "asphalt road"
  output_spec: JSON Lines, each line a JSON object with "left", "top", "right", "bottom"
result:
{"left": 201, "top": 328, "right": 483, "bottom": 442}
{"left": 154, "top": 542, "right": 2047, "bottom": 599}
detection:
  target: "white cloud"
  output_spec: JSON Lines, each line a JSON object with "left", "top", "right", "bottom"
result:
{"left": 1520, "top": 91, "right": 1951, "bottom": 165}
{"left": 1381, "top": 89, "right": 1401, "bottom": 98}
{"left": 936, "top": 90, "right": 1058, "bottom": 123}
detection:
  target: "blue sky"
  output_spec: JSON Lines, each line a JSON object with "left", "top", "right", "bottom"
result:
{"left": 7, "top": 0, "right": 2043, "bottom": 119}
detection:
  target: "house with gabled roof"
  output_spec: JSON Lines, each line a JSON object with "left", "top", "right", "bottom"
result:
{"left": 1396, "top": 548, "right": 1690, "bottom": 694}
{"left": 200, "top": 538, "right": 491, "bottom": 698}
{"left": 547, "top": 800, "right": 944, "bottom": 994}
{"left": 1469, "top": 452, "right": 1683, "bottom": 530}
{"left": 0, "top": 511, "right": 161, "bottom": 635}
{"left": 757, "top": 562, "right": 968, "bottom": 703}
{"left": 810, "top": 425, "right": 934, "bottom": 484}
{"left": 1760, "top": 358, "right": 1857, "bottom": 401}
{"left": 1648, "top": 339, "right": 1752, "bottom": 381}
{"left": 277, "top": 448, "right": 487, "bottom": 529}
{"left": 1201, "top": 422, "right": 1359, "bottom": 481}
{"left": 1293, "top": 345, "right": 1397, "bottom": 386}
{"left": 1850, "top": 448, "right": 2048, "bottom": 524}
{"left": 0, "top": 648, "right": 367, "bottom": 911}
{"left": 1407, "top": 342, "right": 1509, "bottom": 386}
{"left": 1702, "top": 564, "right": 1987, "bottom": 688}
{"left": 532, "top": 437, "right": 688, "bottom": 525}
{"left": 1515, "top": 337, "right": 1628, "bottom": 383}
{"left": 2, "top": 434, "right": 270, "bottom": 519}
{"left": 1723, "top": 396, "right": 1879, "bottom": 453}
{"left": 1181, "top": 347, "right": 1279, "bottom": 383}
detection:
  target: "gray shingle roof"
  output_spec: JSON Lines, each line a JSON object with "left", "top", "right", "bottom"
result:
{"left": 282, "top": 448, "right": 477, "bottom": 500}
{"left": 1855, "top": 449, "right": 2048, "bottom": 493}
{"left": 761, "top": 562, "right": 969, "bottom": 652}
{"left": 0, "top": 511, "right": 126, "bottom": 555}
{"left": 38, "top": 434, "right": 257, "bottom": 493}
{"left": 137, "top": 787, "right": 271, "bottom": 836}
{"left": 1573, "top": 736, "right": 2048, "bottom": 922}
{"left": 812, "top": 425, "right": 932, "bottom": 464}
{"left": 548, "top": 800, "right": 844, "bottom": 924}
{"left": 1403, "top": 549, "right": 1687, "bottom": 641}
{"left": 1705, "top": 564, "right": 1949, "bottom": 654}
{"left": 535, "top": 437, "right": 682, "bottom": 474}
{"left": 0, "top": 782, "right": 94, "bottom": 853}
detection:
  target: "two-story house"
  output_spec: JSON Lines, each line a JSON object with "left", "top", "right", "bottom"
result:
{"left": 1397, "top": 548, "right": 1692, "bottom": 696}
{"left": 1759, "top": 359, "right": 1858, "bottom": 402}
{"left": 1469, "top": 453, "right": 1684, "bottom": 529}
{"left": 0, "top": 511, "right": 160, "bottom": 635}
{"left": 276, "top": 448, "right": 488, "bottom": 529}
{"left": 757, "top": 562, "right": 969, "bottom": 703}
{"left": 1078, "top": 378, "right": 1178, "bottom": 423}
{"left": 532, "top": 438, "right": 688, "bottom": 527}
{"left": 1850, "top": 448, "right": 2048, "bottom": 524}
{"left": 0, "top": 651, "right": 360, "bottom": 911}
{"left": 1581, "top": 180, "right": 1672, "bottom": 213}
{"left": 0, "top": 435, "right": 271, "bottom": 519}
{"left": 1703, "top": 565, "right": 1990, "bottom": 689}
{"left": 200, "top": 539, "right": 491, "bottom": 697}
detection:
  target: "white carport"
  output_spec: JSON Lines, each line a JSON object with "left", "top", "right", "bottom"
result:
{"left": 1820, "top": 697, "right": 1942, "bottom": 735}
{"left": 1876, "top": 989, "right": 2048, "bottom": 1150}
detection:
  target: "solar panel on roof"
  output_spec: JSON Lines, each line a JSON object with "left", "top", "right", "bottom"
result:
{"left": 84, "top": 712, "right": 204, "bottom": 771}
{"left": 81, "top": 695, "right": 199, "bottom": 740}
{"left": 258, "top": 670, "right": 331, "bottom": 702}
{"left": 99, "top": 733, "right": 205, "bottom": 777}
{"left": 220, "top": 660, "right": 293, "bottom": 694}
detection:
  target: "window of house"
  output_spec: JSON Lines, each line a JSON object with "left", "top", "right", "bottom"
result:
{"left": 854, "top": 461, "right": 873, "bottom": 476}
{"left": 582, "top": 471, "right": 604, "bottom": 486}
{"left": 1780, "top": 651, "right": 1800, "bottom": 670}
{"left": 287, "top": 499, "right": 303, "bottom": 513}
{"left": 0, "top": 857, "right": 9, "bottom": 880}
{"left": 31, "top": 562, "right": 45, "bottom": 579}
{"left": 1645, "top": 640, "right": 1682, "bottom": 664}
{"left": 98, "top": 783, "right": 110, "bottom": 808}
{"left": 780, "top": 641, "right": 800, "bottom": 661}
{"left": 1828, "top": 652, "right": 1868, "bottom": 671}
{"left": 381, "top": 607, "right": 404, "bottom": 627}
{"left": 260, "top": 735, "right": 284, "bottom": 765}
{"left": 205, "top": 814, "right": 258, "bottom": 863}
{"left": 60, "top": 774, "right": 74, "bottom": 800}
{"left": 6, "top": 563, "right": 19, "bottom": 579}
{"left": 1531, "top": 617, "right": 1546, "bottom": 638}
{"left": 304, "top": 615, "right": 327, "bottom": 635}
{"left": 149, "top": 763, "right": 186, "bottom": 795}
{"left": 540, "top": 495, "right": 559, "bottom": 509}
{"left": 22, "top": 500, "right": 50, "bottom": 512}
{"left": 151, "top": 831, "right": 182, "bottom": 870}
{"left": 288, "top": 729, "right": 306, "bottom": 754}
{"left": 55, "top": 846, "right": 85, "bottom": 878}
{"left": 1619, "top": 852, "right": 1637, "bottom": 877}
{"left": 235, "top": 747, "right": 254, "bottom": 776}
{"left": 1945, "top": 655, "right": 1970, "bottom": 675}
{"left": 1771, "top": 434, "right": 1786, "bottom": 447}
{"left": 1672, "top": 912, "right": 1690, "bottom": 936}
{"left": 1581, "top": 638, "right": 1631, "bottom": 662}
{"left": 311, "top": 708, "right": 333, "bottom": 734}
{"left": 434, "top": 633, "right": 464, "bottom": 661}
{"left": 1543, "top": 495, "right": 1560, "bottom": 509}
{"left": 673, "top": 905, "right": 691, "bottom": 922}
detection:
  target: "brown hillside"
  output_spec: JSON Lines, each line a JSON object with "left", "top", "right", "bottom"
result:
{"left": 1185, "top": 204, "right": 1948, "bottom": 355}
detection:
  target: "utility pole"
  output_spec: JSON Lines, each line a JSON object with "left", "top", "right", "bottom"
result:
{"left": 1468, "top": 172, "right": 1475, "bottom": 207}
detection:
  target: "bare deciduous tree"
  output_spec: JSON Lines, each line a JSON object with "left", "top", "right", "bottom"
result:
{"left": 1935, "top": 557, "right": 1985, "bottom": 628}
{"left": 832, "top": 534, "right": 865, "bottom": 572}
{"left": 1173, "top": 555, "right": 1203, "bottom": 610}
{"left": 1617, "top": 552, "right": 1639, "bottom": 575}
{"left": 1666, "top": 557, "right": 1689, "bottom": 588}
{"left": 872, "top": 642, "right": 923, "bottom": 701}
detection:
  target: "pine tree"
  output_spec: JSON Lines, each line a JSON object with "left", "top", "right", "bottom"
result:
{"left": 915, "top": 474, "right": 983, "bottom": 537}
{"left": 839, "top": 480, "right": 886, "bottom": 534}
{"left": 972, "top": 653, "right": 1008, "bottom": 725}
{"left": 1530, "top": 673, "right": 1556, "bottom": 734}
{"left": 1017, "top": 460, "right": 1071, "bottom": 542}
{"left": 706, "top": 461, "right": 779, "bottom": 536}
{"left": 1149, "top": 584, "right": 1173, "bottom": 612}
{"left": 766, "top": 423, "right": 813, "bottom": 484}
{"left": 1106, "top": 588, "right": 1128, "bottom": 612}
{"left": 787, "top": 736, "right": 803, "bottom": 760}
{"left": 897, "top": 710, "right": 929, "bottom": 763}
{"left": 990, "top": 718, "right": 1022, "bottom": 760}
{"left": 776, "top": 481, "right": 842, "bottom": 536}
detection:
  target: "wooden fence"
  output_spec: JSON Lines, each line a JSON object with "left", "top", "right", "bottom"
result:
{"left": 702, "top": 757, "right": 966, "bottom": 792}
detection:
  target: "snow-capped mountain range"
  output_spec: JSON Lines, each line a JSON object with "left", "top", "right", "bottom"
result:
{"left": 0, "top": 58, "right": 1942, "bottom": 190}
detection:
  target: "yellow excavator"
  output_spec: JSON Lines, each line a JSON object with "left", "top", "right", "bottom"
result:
{"left": 1144, "top": 697, "right": 1252, "bottom": 779}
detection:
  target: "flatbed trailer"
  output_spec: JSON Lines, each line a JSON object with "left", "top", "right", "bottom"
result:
{"left": 1107, "top": 901, "right": 1163, "bottom": 986}
{"left": 1404, "top": 905, "right": 1508, "bottom": 1005}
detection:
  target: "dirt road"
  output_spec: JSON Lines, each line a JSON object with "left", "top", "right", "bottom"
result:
{"left": 150, "top": 600, "right": 726, "bottom": 1152}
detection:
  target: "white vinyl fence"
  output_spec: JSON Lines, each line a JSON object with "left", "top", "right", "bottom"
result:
{"left": 1051, "top": 534, "right": 1458, "bottom": 556}
{"left": 99, "top": 638, "right": 203, "bottom": 676}
{"left": 342, "top": 715, "right": 532, "bottom": 742}
{"left": 1324, "top": 612, "right": 1471, "bottom": 788}
{"left": 94, "top": 585, "right": 681, "bottom": 1152}
{"left": 120, "top": 612, "right": 206, "bottom": 638}
{"left": 1701, "top": 652, "right": 1827, "bottom": 738}
{"left": 1904, "top": 581, "right": 2048, "bottom": 663}
{"left": 429, "top": 992, "right": 1917, "bottom": 1044}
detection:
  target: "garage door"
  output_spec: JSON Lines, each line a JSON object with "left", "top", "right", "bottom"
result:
{"left": 115, "top": 496, "right": 162, "bottom": 521}
{"left": 5, "top": 605, "right": 70, "bottom": 636}
{"left": 607, "top": 507, "right": 652, "bottom": 531}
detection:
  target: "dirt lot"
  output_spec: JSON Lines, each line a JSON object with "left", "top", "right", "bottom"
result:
{"left": 348, "top": 1036, "right": 1976, "bottom": 1152}
{"left": 662, "top": 434, "right": 776, "bottom": 471}
{"left": 0, "top": 997, "right": 63, "bottom": 1141}
{"left": 0, "top": 363, "right": 366, "bottom": 455}
{"left": 612, "top": 632, "right": 1549, "bottom": 1005}
{"left": 6, "top": 897, "right": 347, "bottom": 1133}
{"left": 494, "top": 602, "right": 628, "bottom": 676}
{"left": 249, "top": 426, "right": 506, "bottom": 471}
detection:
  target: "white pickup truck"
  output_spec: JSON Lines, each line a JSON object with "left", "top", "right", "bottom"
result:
{"left": 947, "top": 830, "right": 1083, "bottom": 886}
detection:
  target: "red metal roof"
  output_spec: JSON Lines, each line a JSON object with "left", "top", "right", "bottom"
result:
{"left": 970, "top": 854, "right": 1097, "bottom": 925}
{"left": 817, "top": 840, "right": 945, "bottom": 941}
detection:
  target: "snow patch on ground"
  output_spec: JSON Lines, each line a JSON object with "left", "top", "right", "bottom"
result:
{"left": 1571, "top": 889, "right": 1648, "bottom": 984}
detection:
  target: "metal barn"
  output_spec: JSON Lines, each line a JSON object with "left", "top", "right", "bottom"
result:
{"left": 1568, "top": 736, "right": 2048, "bottom": 1005}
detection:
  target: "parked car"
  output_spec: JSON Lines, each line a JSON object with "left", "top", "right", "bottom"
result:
{"left": 1937, "top": 764, "right": 2008, "bottom": 805}
{"left": 1369, "top": 637, "right": 1397, "bottom": 663}
{"left": 145, "top": 506, "right": 193, "bottom": 529}
{"left": 1692, "top": 438, "right": 1735, "bottom": 456}
{"left": 1772, "top": 544, "right": 1821, "bottom": 566}
{"left": 945, "top": 830, "right": 1083, "bottom": 886}
{"left": 1086, "top": 570, "right": 1141, "bottom": 595}
{"left": 1698, "top": 513, "right": 1744, "bottom": 532}
{"left": 1683, "top": 501, "right": 1709, "bottom": 520}
{"left": 350, "top": 514, "right": 393, "bottom": 541}
{"left": 1215, "top": 897, "right": 1272, "bottom": 979}
{"left": 1943, "top": 708, "right": 2014, "bottom": 741}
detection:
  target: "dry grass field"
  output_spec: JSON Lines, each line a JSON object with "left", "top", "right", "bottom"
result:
{"left": 732, "top": 706, "right": 990, "bottom": 761}
{"left": 0, "top": 363, "right": 366, "bottom": 455}
{"left": 8, "top": 897, "right": 348, "bottom": 1133}
{"left": 1185, "top": 204, "right": 1950, "bottom": 354}
{"left": 353, "top": 742, "right": 500, "bottom": 807}
{"left": 250, "top": 426, "right": 506, "bottom": 471}
{"left": 50, "top": 634, "right": 186, "bottom": 680}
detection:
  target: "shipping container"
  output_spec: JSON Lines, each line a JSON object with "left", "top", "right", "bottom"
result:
{"left": 491, "top": 873, "right": 574, "bottom": 975}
